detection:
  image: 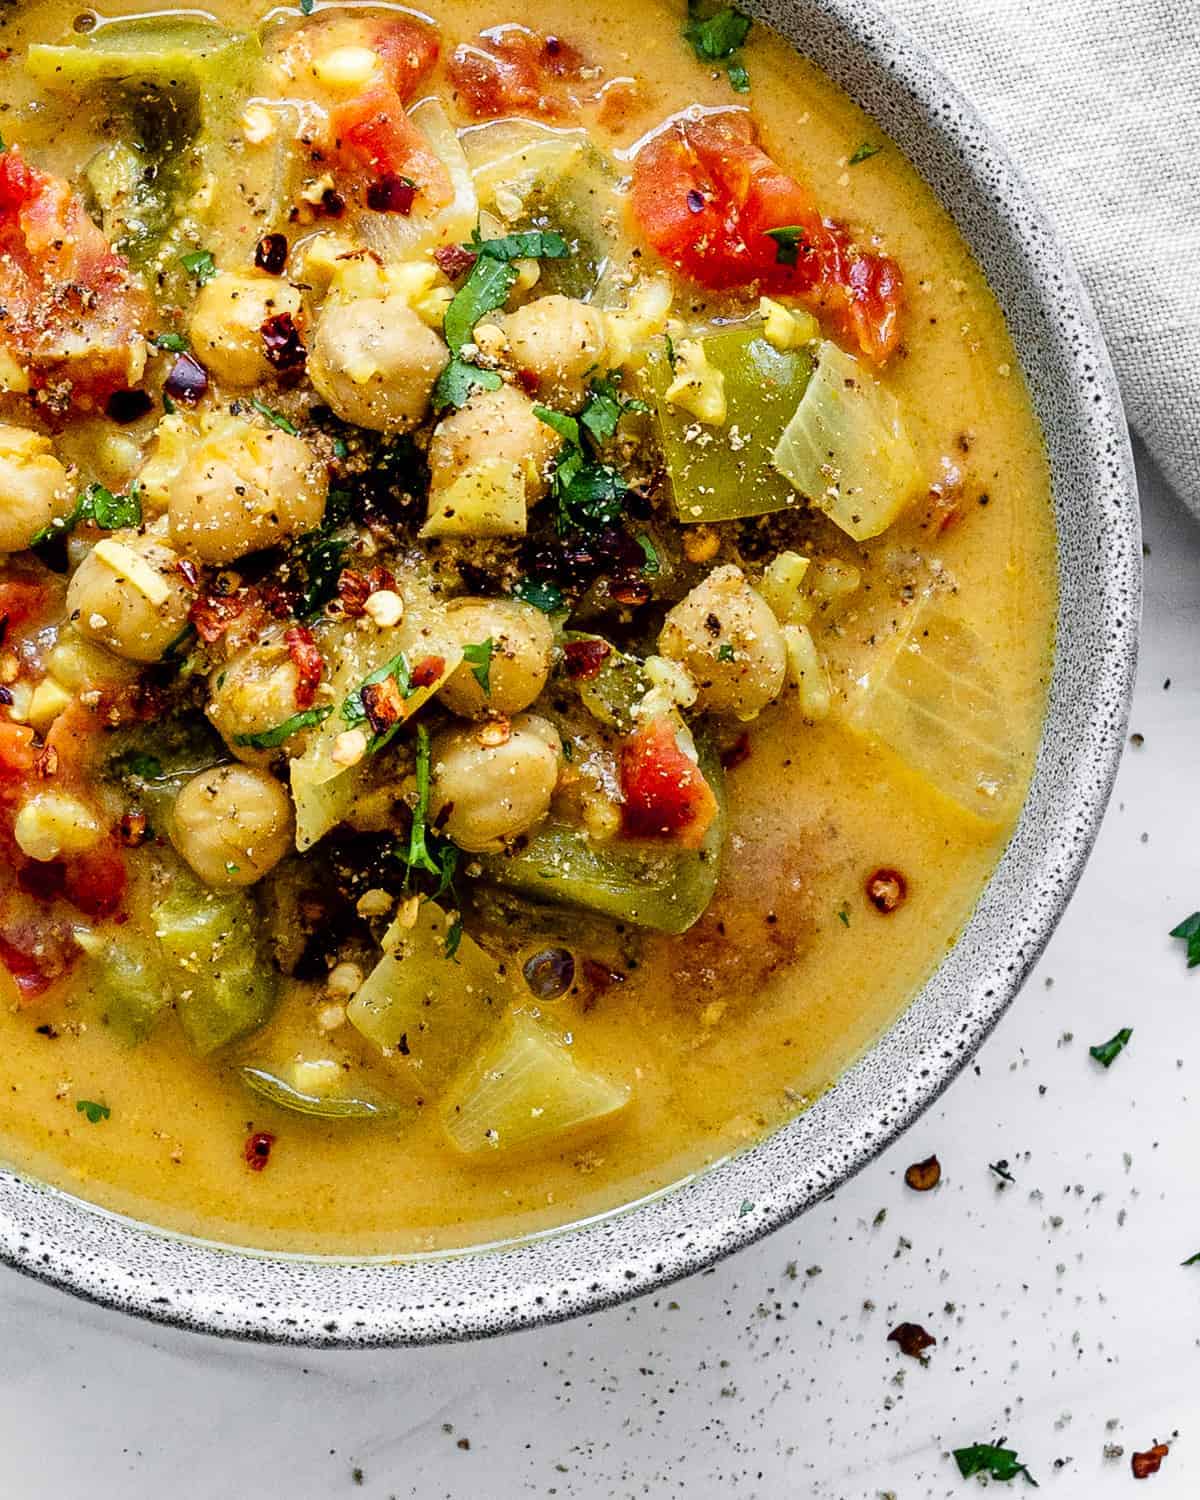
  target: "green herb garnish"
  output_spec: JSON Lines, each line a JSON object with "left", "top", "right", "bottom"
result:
{"left": 952, "top": 1441, "right": 1038, "bottom": 1486}
{"left": 342, "top": 649, "right": 412, "bottom": 746}
{"left": 30, "top": 481, "right": 142, "bottom": 548}
{"left": 299, "top": 0, "right": 314, "bottom": 11}
{"left": 234, "top": 705, "right": 332, "bottom": 749}
{"left": 433, "top": 358, "right": 503, "bottom": 412}
{"left": 75, "top": 1100, "right": 110, "bottom": 1124}
{"left": 664, "top": 331, "right": 678, "bottom": 372}
{"left": 989, "top": 1159, "right": 1015, "bottom": 1184}
{"left": 462, "top": 638, "right": 495, "bottom": 695}
{"left": 250, "top": 396, "right": 299, "bottom": 435}
{"left": 836, "top": 904, "right": 850, "bottom": 927}
{"left": 180, "top": 248, "right": 217, "bottom": 285}
{"left": 154, "top": 331, "right": 189, "bottom": 353}
{"left": 684, "top": 1, "right": 752, "bottom": 91}
{"left": 444, "top": 911, "right": 464, "bottom": 960}
{"left": 470, "top": 228, "right": 571, "bottom": 262}
{"left": 1183, "top": 1250, "right": 1200, "bottom": 1266}
{"left": 444, "top": 254, "right": 518, "bottom": 354}
{"left": 848, "top": 142, "right": 882, "bottom": 166}
{"left": 717, "top": 642, "right": 735, "bottom": 662}
{"left": 1089, "top": 1027, "right": 1132, "bottom": 1068}
{"left": 635, "top": 534, "right": 661, "bottom": 576}
{"left": 1170, "top": 911, "right": 1200, "bottom": 967}
{"left": 515, "top": 577, "right": 565, "bottom": 614}
{"left": 113, "top": 751, "right": 164, "bottom": 781}
{"left": 765, "top": 225, "right": 809, "bottom": 267}
{"left": 534, "top": 405, "right": 629, "bottom": 532}
{"left": 579, "top": 374, "right": 650, "bottom": 445}
{"left": 402, "top": 724, "right": 441, "bottom": 880}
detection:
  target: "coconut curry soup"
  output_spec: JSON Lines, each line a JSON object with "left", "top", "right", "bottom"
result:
{"left": 0, "top": 0, "right": 1054, "bottom": 1255}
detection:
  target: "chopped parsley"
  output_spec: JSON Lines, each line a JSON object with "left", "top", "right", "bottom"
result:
{"left": 470, "top": 228, "right": 571, "bottom": 262}
{"left": 952, "top": 1441, "right": 1038, "bottom": 1486}
{"left": 444, "top": 253, "right": 519, "bottom": 354}
{"left": 462, "top": 638, "right": 495, "bottom": 694}
{"left": 234, "top": 705, "right": 332, "bottom": 750}
{"left": 765, "top": 225, "right": 809, "bottom": 267}
{"left": 444, "top": 911, "right": 464, "bottom": 960}
{"left": 848, "top": 142, "right": 882, "bottom": 166}
{"left": 112, "top": 750, "right": 164, "bottom": 782}
{"left": 30, "top": 481, "right": 142, "bottom": 548}
{"left": 299, "top": 0, "right": 314, "bottom": 12}
{"left": 342, "top": 649, "right": 414, "bottom": 752}
{"left": 989, "top": 1159, "right": 1015, "bottom": 1184}
{"left": 579, "top": 374, "right": 651, "bottom": 445}
{"left": 75, "top": 1099, "right": 110, "bottom": 1124}
{"left": 250, "top": 396, "right": 299, "bottom": 435}
{"left": 717, "top": 641, "right": 735, "bottom": 662}
{"left": 515, "top": 577, "right": 565, "bottom": 614}
{"left": 684, "top": 0, "right": 753, "bottom": 90}
{"left": 664, "top": 331, "right": 678, "bottom": 372}
{"left": 295, "top": 529, "right": 349, "bottom": 621}
{"left": 179, "top": 248, "right": 217, "bottom": 285}
{"left": 153, "top": 331, "right": 189, "bottom": 353}
{"left": 1088, "top": 1026, "right": 1132, "bottom": 1068}
{"left": 433, "top": 358, "right": 503, "bottom": 412}
{"left": 402, "top": 724, "right": 442, "bottom": 880}
{"left": 836, "top": 904, "right": 850, "bottom": 927}
{"left": 534, "top": 405, "right": 629, "bottom": 532}
{"left": 1170, "top": 911, "right": 1200, "bottom": 967}
{"left": 635, "top": 534, "right": 661, "bottom": 576}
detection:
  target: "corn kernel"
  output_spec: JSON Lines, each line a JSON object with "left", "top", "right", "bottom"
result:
{"left": 664, "top": 339, "right": 727, "bottom": 426}
{"left": 26, "top": 677, "right": 72, "bottom": 733}
{"left": 14, "top": 792, "right": 102, "bottom": 862}
{"left": 313, "top": 46, "right": 379, "bottom": 90}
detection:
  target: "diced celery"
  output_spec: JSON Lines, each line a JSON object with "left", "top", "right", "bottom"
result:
{"left": 464, "top": 119, "right": 587, "bottom": 218}
{"left": 479, "top": 743, "right": 726, "bottom": 934}
{"left": 440, "top": 1011, "right": 630, "bottom": 1156}
{"left": 346, "top": 901, "right": 514, "bottom": 1101}
{"left": 842, "top": 600, "right": 1019, "bottom": 818}
{"left": 562, "top": 632, "right": 649, "bottom": 733}
{"left": 153, "top": 883, "right": 277, "bottom": 1054}
{"left": 646, "top": 324, "right": 813, "bottom": 522}
{"left": 87, "top": 933, "right": 170, "bottom": 1045}
{"left": 240, "top": 1065, "right": 398, "bottom": 1120}
{"left": 772, "top": 340, "right": 922, "bottom": 540}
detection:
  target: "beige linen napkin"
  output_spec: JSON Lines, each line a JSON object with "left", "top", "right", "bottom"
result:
{"left": 885, "top": 0, "right": 1200, "bottom": 508}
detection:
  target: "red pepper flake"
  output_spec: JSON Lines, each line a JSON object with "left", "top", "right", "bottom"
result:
{"left": 244, "top": 1131, "right": 275, "bottom": 1171}
{"left": 255, "top": 232, "right": 289, "bottom": 274}
{"left": 433, "top": 243, "right": 477, "bottom": 279}
{"left": 175, "top": 556, "right": 200, "bottom": 589}
{"left": 410, "top": 654, "right": 445, "bottom": 690}
{"left": 866, "top": 867, "right": 907, "bottom": 913}
{"left": 163, "top": 352, "right": 208, "bottom": 405}
{"left": 360, "top": 675, "right": 405, "bottom": 736}
{"left": 609, "top": 575, "right": 651, "bottom": 607}
{"left": 887, "top": 1322, "right": 936, "bottom": 1361}
{"left": 118, "top": 809, "right": 148, "bottom": 848}
{"left": 261, "top": 311, "right": 307, "bottom": 374}
{"left": 563, "top": 638, "right": 611, "bottom": 681}
{"left": 580, "top": 957, "right": 624, "bottom": 1010}
{"left": 33, "top": 743, "right": 59, "bottom": 779}
{"left": 720, "top": 732, "right": 751, "bottom": 770}
{"left": 284, "top": 625, "right": 323, "bottom": 709}
{"left": 189, "top": 590, "right": 246, "bottom": 643}
{"left": 1132, "top": 1445, "right": 1169, "bottom": 1479}
{"left": 514, "top": 367, "right": 540, "bottom": 396}
{"left": 366, "top": 173, "right": 417, "bottom": 214}
{"left": 904, "top": 1154, "right": 941, "bottom": 1192}
{"left": 336, "top": 566, "right": 395, "bottom": 619}
{"left": 319, "top": 187, "right": 346, "bottom": 219}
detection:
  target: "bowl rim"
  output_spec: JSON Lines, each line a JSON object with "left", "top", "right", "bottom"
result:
{"left": 0, "top": 0, "right": 1141, "bottom": 1346}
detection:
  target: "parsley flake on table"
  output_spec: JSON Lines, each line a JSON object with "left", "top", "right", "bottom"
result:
{"left": 953, "top": 1441, "right": 1039, "bottom": 1486}
{"left": 1088, "top": 1026, "right": 1132, "bottom": 1068}
{"left": 1169, "top": 911, "right": 1200, "bottom": 967}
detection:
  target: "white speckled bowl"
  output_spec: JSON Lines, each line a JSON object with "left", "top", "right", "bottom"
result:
{"left": 0, "top": 0, "right": 1140, "bottom": 1344}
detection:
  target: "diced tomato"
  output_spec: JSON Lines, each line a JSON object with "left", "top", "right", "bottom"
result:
{"left": 189, "top": 589, "right": 246, "bottom": 644}
{"left": 629, "top": 112, "right": 903, "bottom": 363}
{"left": 61, "top": 844, "right": 127, "bottom": 920}
{"left": 370, "top": 16, "right": 441, "bottom": 101}
{"left": 0, "top": 576, "right": 53, "bottom": 634}
{"left": 0, "top": 722, "right": 36, "bottom": 787}
{"left": 330, "top": 85, "right": 453, "bottom": 208}
{"left": 0, "top": 147, "right": 152, "bottom": 409}
{"left": 619, "top": 716, "right": 718, "bottom": 849}
{"left": 285, "top": 625, "right": 323, "bottom": 709}
{"left": 447, "top": 25, "right": 588, "bottom": 120}
{"left": 0, "top": 911, "right": 78, "bottom": 1001}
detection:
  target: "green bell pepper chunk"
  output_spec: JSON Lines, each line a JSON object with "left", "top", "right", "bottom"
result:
{"left": 646, "top": 324, "right": 813, "bottom": 521}
{"left": 88, "top": 933, "right": 171, "bottom": 1045}
{"left": 240, "top": 1067, "right": 399, "bottom": 1121}
{"left": 153, "top": 883, "right": 277, "bottom": 1054}
{"left": 562, "top": 632, "right": 649, "bottom": 734}
{"left": 479, "top": 742, "right": 726, "bottom": 934}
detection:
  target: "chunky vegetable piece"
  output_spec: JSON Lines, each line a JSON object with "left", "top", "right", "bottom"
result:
{"left": 630, "top": 112, "right": 903, "bottom": 362}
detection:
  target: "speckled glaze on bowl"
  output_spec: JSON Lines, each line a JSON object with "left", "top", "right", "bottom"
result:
{"left": 0, "top": 0, "right": 1140, "bottom": 1345}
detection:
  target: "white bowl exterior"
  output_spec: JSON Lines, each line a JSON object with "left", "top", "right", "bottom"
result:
{"left": 0, "top": 0, "right": 1140, "bottom": 1344}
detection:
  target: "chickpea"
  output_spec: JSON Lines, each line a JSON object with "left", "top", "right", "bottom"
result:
{"left": 65, "top": 528, "right": 192, "bottom": 664}
{"left": 168, "top": 416, "right": 327, "bottom": 564}
{"left": 0, "top": 425, "right": 73, "bottom": 554}
{"left": 170, "top": 764, "right": 293, "bottom": 887}
{"left": 437, "top": 599, "right": 554, "bottom": 719}
{"left": 658, "top": 564, "right": 787, "bottom": 720}
{"left": 189, "top": 273, "right": 303, "bottom": 388}
{"left": 498, "top": 295, "right": 607, "bottom": 412}
{"left": 308, "top": 295, "right": 449, "bottom": 432}
{"left": 207, "top": 632, "right": 307, "bottom": 765}
{"left": 430, "top": 713, "right": 560, "bottom": 852}
{"left": 428, "top": 384, "right": 561, "bottom": 507}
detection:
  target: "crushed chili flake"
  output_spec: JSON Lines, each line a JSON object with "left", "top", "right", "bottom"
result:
{"left": 244, "top": 1131, "right": 275, "bottom": 1171}
{"left": 261, "top": 311, "right": 307, "bottom": 374}
{"left": 33, "top": 743, "right": 59, "bottom": 779}
{"left": 904, "top": 1154, "right": 941, "bottom": 1191}
{"left": 366, "top": 173, "right": 417, "bottom": 214}
{"left": 319, "top": 187, "right": 346, "bottom": 218}
{"left": 720, "top": 732, "right": 751, "bottom": 770}
{"left": 189, "top": 590, "right": 246, "bottom": 644}
{"left": 361, "top": 675, "right": 405, "bottom": 735}
{"left": 514, "top": 367, "right": 540, "bottom": 396}
{"left": 888, "top": 1322, "right": 936, "bottom": 1360}
{"left": 410, "top": 654, "right": 445, "bottom": 690}
{"left": 163, "top": 351, "right": 208, "bottom": 405}
{"left": 433, "top": 243, "right": 477, "bottom": 279}
{"left": 284, "top": 625, "right": 323, "bottom": 709}
{"left": 175, "top": 556, "right": 200, "bottom": 589}
{"left": 563, "top": 638, "right": 612, "bottom": 681}
{"left": 866, "top": 867, "right": 907, "bottom": 913}
{"left": 581, "top": 957, "right": 624, "bottom": 1008}
{"left": 255, "top": 232, "right": 289, "bottom": 274}
{"left": 1132, "top": 1445, "right": 1169, "bottom": 1479}
{"left": 336, "top": 567, "right": 396, "bottom": 618}
{"left": 118, "top": 808, "right": 148, "bottom": 848}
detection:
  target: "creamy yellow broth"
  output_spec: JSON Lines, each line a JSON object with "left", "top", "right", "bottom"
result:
{"left": 0, "top": 0, "right": 1054, "bottom": 1254}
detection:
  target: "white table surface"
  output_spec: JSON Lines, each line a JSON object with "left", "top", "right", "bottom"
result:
{"left": 2, "top": 441, "right": 1195, "bottom": 1499}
